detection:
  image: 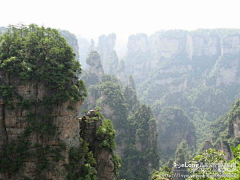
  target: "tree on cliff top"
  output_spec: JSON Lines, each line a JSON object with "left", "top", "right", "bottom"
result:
{"left": 0, "top": 24, "right": 86, "bottom": 104}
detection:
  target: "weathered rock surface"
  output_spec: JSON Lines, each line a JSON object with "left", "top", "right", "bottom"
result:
{"left": 97, "top": 34, "right": 118, "bottom": 74}
{"left": 0, "top": 75, "right": 82, "bottom": 179}
{"left": 0, "top": 78, "right": 117, "bottom": 180}
{"left": 86, "top": 50, "right": 104, "bottom": 80}
{"left": 59, "top": 30, "right": 80, "bottom": 61}
{"left": 156, "top": 108, "right": 196, "bottom": 158}
{"left": 80, "top": 109, "right": 117, "bottom": 180}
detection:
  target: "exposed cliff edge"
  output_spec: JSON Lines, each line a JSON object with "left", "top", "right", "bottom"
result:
{"left": 0, "top": 25, "right": 119, "bottom": 180}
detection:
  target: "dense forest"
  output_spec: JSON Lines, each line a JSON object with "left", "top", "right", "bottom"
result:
{"left": 0, "top": 25, "right": 240, "bottom": 180}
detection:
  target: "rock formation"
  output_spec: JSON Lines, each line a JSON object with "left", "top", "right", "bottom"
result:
{"left": 80, "top": 109, "right": 118, "bottom": 180}
{"left": 0, "top": 25, "right": 119, "bottom": 180}
{"left": 86, "top": 50, "right": 104, "bottom": 80}
{"left": 77, "top": 36, "right": 90, "bottom": 69}
{"left": 97, "top": 34, "right": 118, "bottom": 74}
{"left": 156, "top": 107, "right": 196, "bottom": 164}
{"left": 59, "top": 29, "right": 80, "bottom": 61}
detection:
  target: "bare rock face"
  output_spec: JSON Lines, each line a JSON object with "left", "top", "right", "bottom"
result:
{"left": 125, "top": 33, "right": 152, "bottom": 79}
{"left": 77, "top": 36, "right": 91, "bottom": 69}
{"left": 0, "top": 79, "right": 117, "bottom": 180}
{"left": 125, "top": 30, "right": 240, "bottom": 91}
{"left": 0, "top": 76, "right": 82, "bottom": 180}
{"left": 0, "top": 99, "right": 7, "bottom": 157}
{"left": 0, "top": 78, "right": 118, "bottom": 180}
{"left": 215, "top": 140, "right": 233, "bottom": 160}
{"left": 233, "top": 117, "right": 240, "bottom": 138}
{"left": 191, "top": 35, "right": 221, "bottom": 57}
{"left": 97, "top": 34, "right": 118, "bottom": 74}
{"left": 115, "top": 60, "right": 127, "bottom": 85}
{"left": 86, "top": 50, "right": 104, "bottom": 80}
{"left": 59, "top": 30, "right": 80, "bottom": 61}
{"left": 80, "top": 109, "right": 117, "bottom": 180}
{"left": 156, "top": 108, "right": 196, "bottom": 156}
{"left": 200, "top": 140, "right": 214, "bottom": 152}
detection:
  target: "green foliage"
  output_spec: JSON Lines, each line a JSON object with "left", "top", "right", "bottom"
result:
{"left": 65, "top": 141, "right": 97, "bottom": 180}
{"left": 0, "top": 24, "right": 86, "bottom": 105}
{"left": 187, "top": 149, "right": 227, "bottom": 180}
{"left": 120, "top": 104, "right": 159, "bottom": 180}
{"left": 0, "top": 83, "right": 15, "bottom": 107}
{"left": 0, "top": 140, "right": 31, "bottom": 178}
{"left": 187, "top": 145, "right": 240, "bottom": 180}
{"left": 0, "top": 24, "right": 87, "bottom": 178}
{"left": 175, "top": 140, "right": 191, "bottom": 164}
{"left": 96, "top": 119, "right": 116, "bottom": 150}
{"left": 223, "top": 145, "right": 240, "bottom": 180}
{"left": 111, "top": 154, "right": 122, "bottom": 176}
{"left": 151, "top": 170, "right": 173, "bottom": 180}
{"left": 86, "top": 50, "right": 101, "bottom": 66}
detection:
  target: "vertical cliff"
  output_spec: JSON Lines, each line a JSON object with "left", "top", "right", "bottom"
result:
{"left": 97, "top": 34, "right": 118, "bottom": 74}
{"left": 86, "top": 50, "right": 104, "bottom": 80}
{"left": 0, "top": 25, "right": 119, "bottom": 180}
{"left": 123, "top": 29, "right": 240, "bottom": 150}
{"left": 79, "top": 109, "right": 119, "bottom": 180}
{"left": 77, "top": 35, "right": 90, "bottom": 69}
{"left": 154, "top": 107, "right": 196, "bottom": 165}
{"left": 59, "top": 29, "right": 80, "bottom": 61}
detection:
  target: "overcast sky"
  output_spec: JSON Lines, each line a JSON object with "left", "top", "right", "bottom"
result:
{"left": 1, "top": 0, "right": 240, "bottom": 46}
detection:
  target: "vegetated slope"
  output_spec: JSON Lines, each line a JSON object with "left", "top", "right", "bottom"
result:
{"left": 205, "top": 98, "right": 240, "bottom": 159}
{"left": 80, "top": 50, "right": 159, "bottom": 180}
{"left": 123, "top": 29, "right": 240, "bottom": 149}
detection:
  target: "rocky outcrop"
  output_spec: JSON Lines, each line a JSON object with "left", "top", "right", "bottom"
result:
{"left": 77, "top": 36, "right": 90, "bottom": 69}
{"left": 125, "top": 33, "right": 152, "bottom": 79}
{"left": 115, "top": 60, "right": 127, "bottom": 85}
{"left": 0, "top": 79, "right": 118, "bottom": 180}
{"left": 97, "top": 34, "right": 118, "bottom": 74}
{"left": 0, "top": 76, "right": 82, "bottom": 180}
{"left": 156, "top": 107, "right": 196, "bottom": 162}
{"left": 0, "top": 99, "right": 7, "bottom": 158}
{"left": 80, "top": 109, "right": 117, "bottom": 180}
{"left": 59, "top": 30, "right": 80, "bottom": 61}
{"left": 201, "top": 140, "right": 214, "bottom": 152}
{"left": 125, "top": 29, "right": 240, "bottom": 88}
{"left": 0, "top": 25, "right": 119, "bottom": 180}
{"left": 215, "top": 140, "right": 233, "bottom": 160}
{"left": 86, "top": 50, "right": 104, "bottom": 80}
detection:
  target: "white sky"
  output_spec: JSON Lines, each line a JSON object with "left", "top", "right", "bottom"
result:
{"left": 1, "top": 0, "right": 240, "bottom": 46}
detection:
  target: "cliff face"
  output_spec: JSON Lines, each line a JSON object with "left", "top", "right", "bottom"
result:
{"left": 0, "top": 75, "right": 82, "bottom": 180}
{"left": 125, "top": 30, "right": 240, "bottom": 89}
{"left": 0, "top": 25, "right": 119, "bottom": 180}
{"left": 77, "top": 36, "right": 90, "bottom": 69}
{"left": 59, "top": 29, "right": 80, "bottom": 61}
{"left": 155, "top": 107, "right": 196, "bottom": 163}
{"left": 97, "top": 34, "right": 119, "bottom": 74}
{"left": 124, "top": 29, "right": 240, "bottom": 149}
{"left": 86, "top": 51, "right": 104, "bottom": 80}
{"left": 80, "top": 110, "right": 118, "bottom": 180}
